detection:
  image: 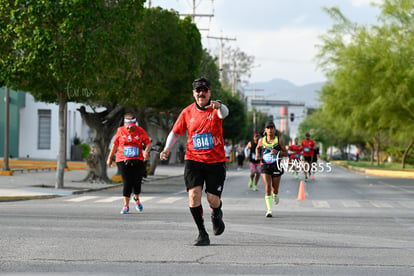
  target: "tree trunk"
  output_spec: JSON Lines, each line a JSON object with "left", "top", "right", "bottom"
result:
{"left": 368, "top": 141, "right": 374, "bottom": 165}
{"left": 401, "top": 138, "right": 413, "bottom": 169}
{"left": 148, "top": 151, "right": 160, "bottom": 175}
{"left": 56, "top": 95, "right": 67, "bottom": 189}
{"left": 375, "top": 137, "right": 380, "bottom": 166}
{"left": 131, "top": 106, "right": 162, "bottom": 176}
{"left": 78, "top": 104, "right": 125, "bottom": 183}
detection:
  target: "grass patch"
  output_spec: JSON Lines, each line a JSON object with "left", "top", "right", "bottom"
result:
{"left": 346, "top": 161, "right": 414, "bottom": 170}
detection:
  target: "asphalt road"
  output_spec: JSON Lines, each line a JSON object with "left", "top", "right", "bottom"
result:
{"left": 1, "top": 163, "right": 413, "bottom": 276}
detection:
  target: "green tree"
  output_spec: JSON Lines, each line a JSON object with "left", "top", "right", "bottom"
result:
{"left": 221, "top": 91, "right": 247, "bottom": 142}
{"left": 316, "top": 1, "right": 414, "bottom": 167}
{"left": 78, "top": 8, "right": 203, "bottom": 179}
{"left": 0, "top": 1, "right": 144, "bottom": 187}
{"left": 75, "top": 1, "right": 146, "bottom": 182}
{"left": 246, "top": 109, "right": 270, "bottom": 139}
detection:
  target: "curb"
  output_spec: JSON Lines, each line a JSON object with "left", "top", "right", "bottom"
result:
{"left": 0, "top": 174, "right": 183, "bottom": 202}
{"left": 0, "top": 170, "right": 13, "bottom": 176}
{"left": 0, "top": 195, "right": 60, "bottom": 202}
{"left": 336, "top": 162, "right": 414, "bottom": 179}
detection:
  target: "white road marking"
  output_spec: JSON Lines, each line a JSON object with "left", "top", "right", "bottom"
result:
{"left": 66, "top": 196, "right": 99, "bottom": 202}
{"left": 312, "top": 200, "right": 330, "bottom": 208}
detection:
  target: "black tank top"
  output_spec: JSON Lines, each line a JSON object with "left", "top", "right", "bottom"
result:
{"left": 249, "top": 141, "right": 260, "bottom": 164}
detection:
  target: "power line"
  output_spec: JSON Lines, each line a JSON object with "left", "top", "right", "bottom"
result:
{"left": 179, "top": 0, "right": 213, "bottom": 26}
{"left": 207, "top": 35, "right": 236, "bottom": 81}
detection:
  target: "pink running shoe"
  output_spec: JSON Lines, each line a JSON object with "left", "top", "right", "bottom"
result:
{"left": 120, "top": 206, "right": 129, "bottom": 214}
{"left": 136, "top": 200, "right": 143, "bottom": 212}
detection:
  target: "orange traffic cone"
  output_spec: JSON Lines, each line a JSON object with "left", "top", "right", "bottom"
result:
{"left": 297, "top": 180, "right": 306, "bottom": 200}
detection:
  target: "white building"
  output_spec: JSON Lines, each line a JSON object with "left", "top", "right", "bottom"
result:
{"left": 19, "top": 93, "right": 93, "bottom": 160}
{"left": 1, "top": 89, "right": 183, "bottom": 163}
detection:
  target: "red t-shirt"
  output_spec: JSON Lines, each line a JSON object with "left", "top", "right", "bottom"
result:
{"left": 301, "top": 139, "right": 316, "bottom": 157}
{"left": 172, "top": 103, "right": 226, "bottom": 163}
{"left": 288, "top": 144, "right": 302, "bottom": 160}
{"left": 112, "top": 126, "right": 151, "bottom": 162}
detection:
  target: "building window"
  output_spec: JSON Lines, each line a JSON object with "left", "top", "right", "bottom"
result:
{"left": 38, "top": 109, "right": 51, "bottom": 149}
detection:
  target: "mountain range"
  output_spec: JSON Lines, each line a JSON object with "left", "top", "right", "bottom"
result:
{"left": 244, "top": 78, "right": 326, "bottom": 137}
{"left": 244, "top": 78, "right": 325, "bottom": 108}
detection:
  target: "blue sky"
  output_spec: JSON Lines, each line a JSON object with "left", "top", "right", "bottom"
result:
{"left": 148, "top": 0, "right": 383, "bottom": 85}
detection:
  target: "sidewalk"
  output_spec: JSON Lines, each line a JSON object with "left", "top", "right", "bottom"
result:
{"left": 0, "top": 164, "right": 185, "bottom": 202}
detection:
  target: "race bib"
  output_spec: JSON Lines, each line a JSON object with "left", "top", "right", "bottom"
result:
{"left": 192, "top": 133, "right": 214, "bottom": 150}
{"left": 124, "top": 146, "right": 139, "bottom": 157}
{"left": 294, "top": 153, "right": 300, "bottom": 159}
{"left": 304, "top": 147, "right": 311, "bottom": 153}
{"left": 262, "top": 149, "right": 277, "bottom": 164}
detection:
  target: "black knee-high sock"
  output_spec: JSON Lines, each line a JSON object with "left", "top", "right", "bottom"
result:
{"left": 211, "top": 201, "right": 222, "bottom": 217}
{"left": 189, "top": 205, "right": 206, "bottom": 233}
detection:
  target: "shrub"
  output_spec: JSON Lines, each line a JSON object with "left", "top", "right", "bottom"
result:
{"left": 79, "top": 143, "right": 91, "bottom": 159}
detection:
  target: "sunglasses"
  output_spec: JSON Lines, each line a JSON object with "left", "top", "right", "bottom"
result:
{"left": 195, "top": 87, "right": 209, "bottom": 93}
{"left": 124, "top": 118, "right": 136, "bottom": 123}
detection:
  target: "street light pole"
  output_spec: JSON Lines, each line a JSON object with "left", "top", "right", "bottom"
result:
{"left": 245, "top": 88, "right": 264, "bottom": 132}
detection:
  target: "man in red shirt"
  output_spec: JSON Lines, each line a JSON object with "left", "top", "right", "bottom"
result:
{"left": 160, "top": 77, "right": 229, "bottom": 246}
{"left": 301, "top": 133, "right": 316, "bottom": 181}
{"left": 107, "top": 113, "right": 152, "bottom": 214}
{"left": 288, "top": 137, "right": 302, "bottom": 178}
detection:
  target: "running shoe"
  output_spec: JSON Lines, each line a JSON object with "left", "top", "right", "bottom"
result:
{"left": 273, "top": 193, "right": 279, "bottom": 205}
{"left": 252, "top": 185, "right": 258, "bottom": 191}
{"left": 265, "top": 210, "right": 272, "bottom": 218}
{"left": 120, "top": 206, "right": 129, "bottom": 214}
{"left": 135, "top": 200, "right": 143, "bottom": 212}
{"left": 193, "top": 232, "right": 210, "bottom": 246}
{"left": 211, "top": 209, "right": 225, "bottom": 236}
{"left": 248, "top": 179, "right": 253, "bottom": 188}
{"left": 311, "top": 175, "right": 315, "bottom": 180}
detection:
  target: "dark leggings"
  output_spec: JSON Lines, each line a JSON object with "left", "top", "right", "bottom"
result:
{"left": 237, "top": 155, "right": 244, "bottom": 167}
{"left": 117, "top": 160, "right": 145, "bottom": 197}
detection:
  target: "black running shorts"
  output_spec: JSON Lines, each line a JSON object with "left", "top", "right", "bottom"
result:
{"left": 304, "top": 156, "right": 313, "bottom": 164}
{"left": 184, "top": 160, "right": 226, "bottom": 197}
{"left": 261, "top": 162, "right": 284, "bottom": 177}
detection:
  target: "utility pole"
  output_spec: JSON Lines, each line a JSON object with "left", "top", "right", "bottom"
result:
{"left": 207, "top": 34, "right": 236, "bottom": 81}
{"left": 229, "top": 64, "right": 261, "bottom": 96}
{"left": 228, "top": 68, "right": 244, "bottom": 96}
{"left": 179, "top": 0, "right": 213, "bottom": 31}
{"left": 3, "top": 86, "right": 10, "bottom": 171}
{"left": 245, "top": 88, "right": 264, "bottom": 132}
{"left": 231, "top": 59, "right": 236, "bottom": 95}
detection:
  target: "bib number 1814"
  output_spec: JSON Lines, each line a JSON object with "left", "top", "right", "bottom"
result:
{"left": 192, "top": 133, "right": 214, "bottom": 150}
